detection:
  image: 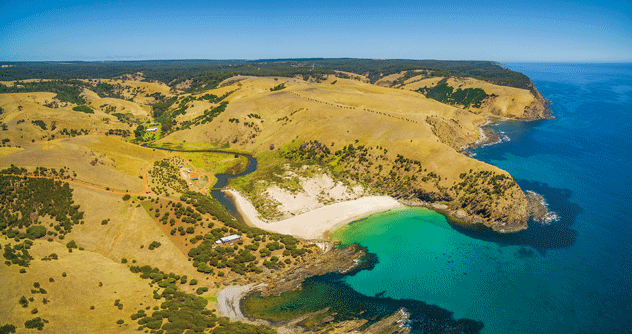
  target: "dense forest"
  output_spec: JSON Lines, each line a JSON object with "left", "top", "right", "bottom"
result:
{"left": 0, "top": 59, "right": 536, "bottom": 94}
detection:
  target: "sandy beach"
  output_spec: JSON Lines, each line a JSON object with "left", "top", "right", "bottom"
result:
{"left": 216, "top": 284, "right": 267, "bottom": 321}
{"left": 225, "top": 189, "right": 403, "bottom": 240}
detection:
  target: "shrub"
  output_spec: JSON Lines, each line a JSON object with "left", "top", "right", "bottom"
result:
{"left": 24, "top": 317, "right": 45, "bottom": 330}
{"left": 26, "top": 226, "right": 47, "bottom": 239}
{"left": 116, "top": 319, "right": 124, "bottom": 325}
{"left": 122, "top": 194, "right": 131, "bottom": 201}
{"left": 148, "top": 241, "right": 161, "bottom": 250}
{"left": 0, "top": 324, "right": 16, "bottom": 334}
{"left": 72, "top": 105, "right": 94, "bottom": 114}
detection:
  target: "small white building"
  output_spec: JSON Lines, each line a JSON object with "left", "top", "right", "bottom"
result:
{"left": 219, "top": 234, "right": 241, "bottom": 244}
{"left": 146, "top": 127, "right": 159, "bottom": 132}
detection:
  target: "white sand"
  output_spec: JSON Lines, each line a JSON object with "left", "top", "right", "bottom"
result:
{"left": 264, "top": 173, "right": 365, "bottom": 217}
{"left": 225, "top": 189, "right": 403, "bottom": 240}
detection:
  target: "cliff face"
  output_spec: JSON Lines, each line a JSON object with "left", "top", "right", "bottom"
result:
{"left": 397, "top": 172, "right": 531, "bottom": 233}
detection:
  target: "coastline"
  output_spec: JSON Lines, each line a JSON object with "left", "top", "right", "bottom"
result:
{"left": 216, "top": 283, "right": 268, "bottom": 323}
{"left": 224, "top": 189, "right": 403, "bottom": 240}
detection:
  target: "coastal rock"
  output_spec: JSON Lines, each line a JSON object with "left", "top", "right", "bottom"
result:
{"left": 261, "top": 243, "right": 365, "bottom": 297}
{"left": 314, "top": 308, "right": 411, "bottom": 334}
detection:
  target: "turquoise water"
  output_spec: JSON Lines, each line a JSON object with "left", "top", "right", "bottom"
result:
{"left": 334, "top": 63, "right": 632, "bottom": 333}
{"left": 244, "top": 64, "right": 632, "bottom": 333}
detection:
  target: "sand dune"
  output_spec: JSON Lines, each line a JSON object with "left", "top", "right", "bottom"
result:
{"left": 225, "top": 189, "right": 402, "bottom": 240}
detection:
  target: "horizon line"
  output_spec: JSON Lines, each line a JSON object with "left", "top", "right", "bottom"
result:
{"left": 1, "top": 58, "right": 631, "bottom": 64}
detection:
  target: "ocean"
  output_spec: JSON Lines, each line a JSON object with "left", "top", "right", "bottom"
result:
{"left": 246, "top": 63, "right": 632, "bottom": 333}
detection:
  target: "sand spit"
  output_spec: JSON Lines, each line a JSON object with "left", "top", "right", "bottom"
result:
{"left": 225, "top": 189, "right": 403, "bottom": 240}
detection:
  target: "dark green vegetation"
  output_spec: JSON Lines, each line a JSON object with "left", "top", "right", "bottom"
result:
{"left": 0, "top": 324, "right": 16, "bottom": 334}
{"left": 106, "top": 128, "right": 131, "bottom": 137}
{"left": 0, "top": 59, "right": 536, "bottom": 94}
{"left": 0, "top": 165, "right": 85, "bottom": 266}
{"left": 128, "top": 264, "right": 276, "bottom": 334}
{"left": 148, "top": 158, "right": 189, "bottom": 195}
{"left": 59, "top": 128, "right": 90, "bottom": 137}
{"left": 146, "top": 191, "right": 311, "bottom": 276}
{"left": 149, "top": 93, "right": 178, "bottom": 118}
{"left": 178, "top": 192, "right": 310, "bottom": 275}
{"left": 24, "top": 317, "right": 46, "bottom": 330}
{"left": 0, "top": 80, "right": 87, "bottom": 105}
{"left": 92, "top": 81, "right": 126, "bottom": 99}
{"left": 416, "top": 79, "right": 489, "bottom": 108}
{"left": 72, "top": 105, "right": 94, "bottom": 114}
{"left": 451, "top": 169, "right": 517, "bottom": 216}
{"left": 269, "top": 83, "right": 285, "bottom": 91}
{"left": 196, "top": 102, "right": 229, "bottom": 125}
{"left": 31, "top": 120, "right": 47, "bottom": 130}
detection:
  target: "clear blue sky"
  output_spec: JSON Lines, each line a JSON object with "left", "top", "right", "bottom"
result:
{"left": 1, "top": 0, "right": 630, "bottom": 62}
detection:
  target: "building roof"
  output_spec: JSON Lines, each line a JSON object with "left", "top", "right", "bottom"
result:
{"left": 219, "top": 234, "right": 241, "bottom": 243}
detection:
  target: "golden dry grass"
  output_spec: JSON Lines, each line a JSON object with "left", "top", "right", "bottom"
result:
{"left": 374, "top": 71, "right": 407, "bottom": 86}
{"left": 0, "top": 147, "right": 24, "bottom": 158}
{"left": 400, "top": 76, "right": 540, "bottom": 118}
{"left": 0, "top": 92, "right": 136, "bottom": 148}
{"left": 446, "top": 77, "right": 538, "bottom": 117}
{"left": 0, "top": 136, "right": 168, "bottom": 192}
{"left": 160, "top": 76, "right": 506, "bottom": 188}
{"left": 401, "top": 76, "right": 446, "bottom": 91}
{"left": 0, "top": 184, "right": 225, "bottom": 332}
{"left": 88, "top": 96, "right": 152, "bottom": 119}
{"left": 0, "top": 235, "right": 159, "bottom": 333}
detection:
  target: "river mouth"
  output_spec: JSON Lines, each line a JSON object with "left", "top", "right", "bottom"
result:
{"left": 209, "top": 154, "right": 256, "bottom": 224}
{"left": 144, "top": 143, "right": 257, "bottom": 224}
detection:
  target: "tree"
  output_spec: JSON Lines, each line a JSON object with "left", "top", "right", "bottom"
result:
{"left": 24, "top": 317, "right": 45, "bottom": 330}
{"left": 0, "top": 324, "right": 16, "bottom": 334}
{"left": 161, "top": 118, "right": 174, "bottom": 132}
{"left": 26, "top": 226, "right": 47, "bottom": 239}
{"left": 134, "top": 125, "right": 145, "bottom": 138}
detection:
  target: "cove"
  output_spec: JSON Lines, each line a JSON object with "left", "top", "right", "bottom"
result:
{"left": 242, "top": 63, "right": 632, "bottom": 334}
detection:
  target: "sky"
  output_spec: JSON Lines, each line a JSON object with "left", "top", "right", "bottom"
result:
{"left": 1, "top": 0, "right": 630, "bottom": 62}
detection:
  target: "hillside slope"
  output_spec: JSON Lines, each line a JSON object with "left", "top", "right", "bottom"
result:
{"left": 161, "top": 75, "right": 547, "bottom": 232}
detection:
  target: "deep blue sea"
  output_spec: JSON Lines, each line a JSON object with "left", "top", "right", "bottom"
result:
{"left": 246, "top": 63, "right": 632, "bottom": 333}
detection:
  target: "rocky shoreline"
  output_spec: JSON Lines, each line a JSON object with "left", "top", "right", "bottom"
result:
{"left": 216, "top": 242, "right": 412, "bottom": 333}
{"left": 397, "top": 192, "right": 549, "bottom": 233}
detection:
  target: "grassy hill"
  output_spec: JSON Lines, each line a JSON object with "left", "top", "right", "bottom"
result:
{"left": 0, "top": 59, "right": 550, "bottom": 333}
